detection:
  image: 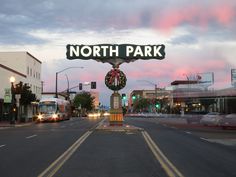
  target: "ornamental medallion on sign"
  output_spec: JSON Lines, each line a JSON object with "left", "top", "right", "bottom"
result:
{"left": 105, "top": 68, "right": 127, "bottom": 91}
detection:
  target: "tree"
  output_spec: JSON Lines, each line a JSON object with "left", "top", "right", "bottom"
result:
{"left": 73, "top": 92, "right": 95, "bottom": 112}
{"left": 14, "top": 82, "right": 36, "bottom": 105}
{"left": 20, "top": 83, "right": 36, "bottom": 105}
{"left": 133, "top": 98, "right": 150, "bottom": 112}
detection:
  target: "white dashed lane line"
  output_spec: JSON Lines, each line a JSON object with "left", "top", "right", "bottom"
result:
{"left": 26, "top": 134, "right": 37, "bottom": 139}
{"left": 200, "top": 137, "right": 208, "bottom": 141}
{"left": 0, "top": 144, "right": 6, "bottom": 148}
{"left": 185, "top": 131, "right": 192, "bottom": 135}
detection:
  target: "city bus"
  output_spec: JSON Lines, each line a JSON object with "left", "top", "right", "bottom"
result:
{"left": 36, "top": 98, "right": 71, "bottom": 123}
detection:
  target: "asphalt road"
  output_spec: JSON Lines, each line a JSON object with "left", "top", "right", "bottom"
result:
{"left": 0, "top": 117, "right": 101, "bottom": 177}
{"left": 0, "top": 116, "right": 236, "bottom": 177}
{"left": 125, "top": 117, "right": 236, "bottom": 177}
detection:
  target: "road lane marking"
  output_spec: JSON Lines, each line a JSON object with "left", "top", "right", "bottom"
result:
{"left": 38, "top": 119, "right": 104, "bottom": 177}
{"left": 185, "top": 131, "right": 192, "bottom": 135}
{"left": 26, "top": 134, "right": 37, "bottom": 139}
{"left": 0, "top": 144, "right": 6, "bottom": 148}
{"left": 200, "top": 137, "right": 208, "bottom": 141}
{"left": 38, "top": 130, "right": 92, "bottom": 177}
{"left": 142, "top": 131, "right": 184, "bottom": 177}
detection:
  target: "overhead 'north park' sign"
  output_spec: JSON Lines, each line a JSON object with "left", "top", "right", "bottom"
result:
{"left": 66, "top": 44, "right": 165, "bottom": 60}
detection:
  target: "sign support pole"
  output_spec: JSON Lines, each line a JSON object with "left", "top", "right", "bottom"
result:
{"left": 109, "top": 91, "right": 123, "bottom": 126}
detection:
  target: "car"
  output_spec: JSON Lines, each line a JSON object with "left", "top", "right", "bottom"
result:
{"left": 200, "top": 112, "right": 223, "bottom": 126}
{"left": 88, "top": 112, "right": 101, "bottom": 119}
{"left": 219, "top": 114, "right": 236, "bottom": 129}
{"left": 186, "top": 115, "right": 202, "bottom": 124}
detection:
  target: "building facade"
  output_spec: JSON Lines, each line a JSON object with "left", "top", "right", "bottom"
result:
{"left": 129, "top": 80, "right": 236, "bottom": 114}
{"left": 129, "top": 89, "right": 171, "bottom": 113}
{"left": 0, "top": 51, "right": 42, "bottom": 121}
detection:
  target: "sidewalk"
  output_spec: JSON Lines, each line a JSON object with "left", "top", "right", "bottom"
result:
{"left": 0, "top": 120, "right": 33, "bottom": 128}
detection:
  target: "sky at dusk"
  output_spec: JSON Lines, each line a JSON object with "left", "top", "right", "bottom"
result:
{"left": 0, "top": 0, "right": 236, "bottom": 105}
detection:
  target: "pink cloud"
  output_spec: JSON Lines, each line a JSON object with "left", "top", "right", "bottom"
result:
{"left": 212, "top": 5, "right": 235, "bottom": 25}
{"left": 151, "top": 3, "right": 236, "bottom": 32}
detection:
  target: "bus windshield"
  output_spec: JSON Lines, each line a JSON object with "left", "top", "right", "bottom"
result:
{"left": 39, "top": 103, "right": 57, "bottom": 114}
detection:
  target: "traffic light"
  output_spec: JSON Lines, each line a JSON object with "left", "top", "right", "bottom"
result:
{"left": 122, "top": 93, "right": 126, "bottom": 100}
{"left": 91, "top": 81, "right": 96, "bottom": 89}
{"left": 79, "top": 83, "right": 83, "bottom": 90}
{"left": 132, "top": 95, "right": 136, "bottom": 100}
{"left": 155, "top": 103, "right": 160, "bottom": 109}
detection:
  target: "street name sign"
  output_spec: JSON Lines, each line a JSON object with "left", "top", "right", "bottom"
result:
{"left": 66, "top": 44, "right": 165, "bottom": 60}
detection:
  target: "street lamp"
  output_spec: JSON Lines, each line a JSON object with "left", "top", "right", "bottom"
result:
{"left": 65, "top": 74, "right": 69, "bottom": 100}
{"left": 10, "top": 76, "right": 16, "bottom": 124}
{"left": 55, "top": 67, "right": 84, "bottom": 98}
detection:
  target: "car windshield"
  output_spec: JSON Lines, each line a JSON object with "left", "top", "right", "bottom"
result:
{"left": 38, "top": 104, "right": 57, "bottom": 114}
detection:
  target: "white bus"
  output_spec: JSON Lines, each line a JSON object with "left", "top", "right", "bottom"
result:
{"left": 36, "top": 98, "right": 71, "bottom": 123}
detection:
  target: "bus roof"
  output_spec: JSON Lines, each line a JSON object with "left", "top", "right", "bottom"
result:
{"left": 39, "top": 98, "right": 69, "bottom": 104}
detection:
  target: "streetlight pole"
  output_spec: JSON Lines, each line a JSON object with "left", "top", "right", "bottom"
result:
{"left": 10, "top": 76, "right": 15, "bottom": 124}
{"left": 55, "top": 67, "right": 84, "bottom": 98}
{"left": 65, "top": 74, "right": 69, "bottom": 100}
{"left": 137, "top": 80, "right": 158, "bottom": 99}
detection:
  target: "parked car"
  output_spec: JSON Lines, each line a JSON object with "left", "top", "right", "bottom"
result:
{"left": 186, "top": 111, "right": 208, "bottom": 124}
{"left": 186, "top": 115, "right": 203, "bottom": 124}
{"left": 219, "top": 114, "right": 236, "bottom": 129}
{"left": 200, "top": 112, "right": 223, "bottom": 126}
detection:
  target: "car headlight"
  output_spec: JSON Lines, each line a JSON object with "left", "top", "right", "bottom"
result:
{"left": 103, "top": 112, "right": 110, "bottom": 116}
{"left": 88, "top": 113, "right": 93, "bottom": 117}
{"left": 38, "top": 115, "right": 43, "bottom": 119}
{"left": 52, "top": 114, "right": 58, "bottom": 119}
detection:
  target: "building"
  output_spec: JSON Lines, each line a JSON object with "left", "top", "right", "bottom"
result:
{"left": 0, "top": 51, "right": 42, "bottom": 121}
{"left": 129, "top": 80, "right": 236, "bottom": 114}
{"left": 129, "top": 89, "right": 171, "bottom": 113}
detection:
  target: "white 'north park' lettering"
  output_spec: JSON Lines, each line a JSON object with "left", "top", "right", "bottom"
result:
{"left": 110, "top": 46, "right": 119, "bottom": 57}
{"left": 126, "top": 46, "right": 134, "bottom": 57}
{"left": 93, "top": 46, "right": 101, "bottom": 57}
{"left": 133, "top": 46, "right": 143, "bottom": 57}
{"left": 70, "top": 46, "right": 80, "bottom": 57}
{"left": 144, "top": 46, "right": 152, "bottom": 57}
{"left": 101, "top": 46, "right": 109, "bottom": 57}
{"left": 154, "top": 46, "right": 162, "bottom": 57}
{"left": 67, "top": 44, "right": 165, "bottom": 59}
{"left": 81, "top": 46, "right": 92, "bottom": 57}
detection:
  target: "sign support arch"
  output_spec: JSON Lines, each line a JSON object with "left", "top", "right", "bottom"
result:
{"left": 66, "top": 44, "right": 165, "bottom": 125}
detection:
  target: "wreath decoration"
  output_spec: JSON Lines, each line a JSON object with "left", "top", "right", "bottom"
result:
{"left": 105, "top": 68, "right": 127, "bottom": 91}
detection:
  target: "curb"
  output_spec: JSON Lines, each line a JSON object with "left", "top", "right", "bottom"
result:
{"left": 0, "top": 122, "right": 33, "bottom": 128}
